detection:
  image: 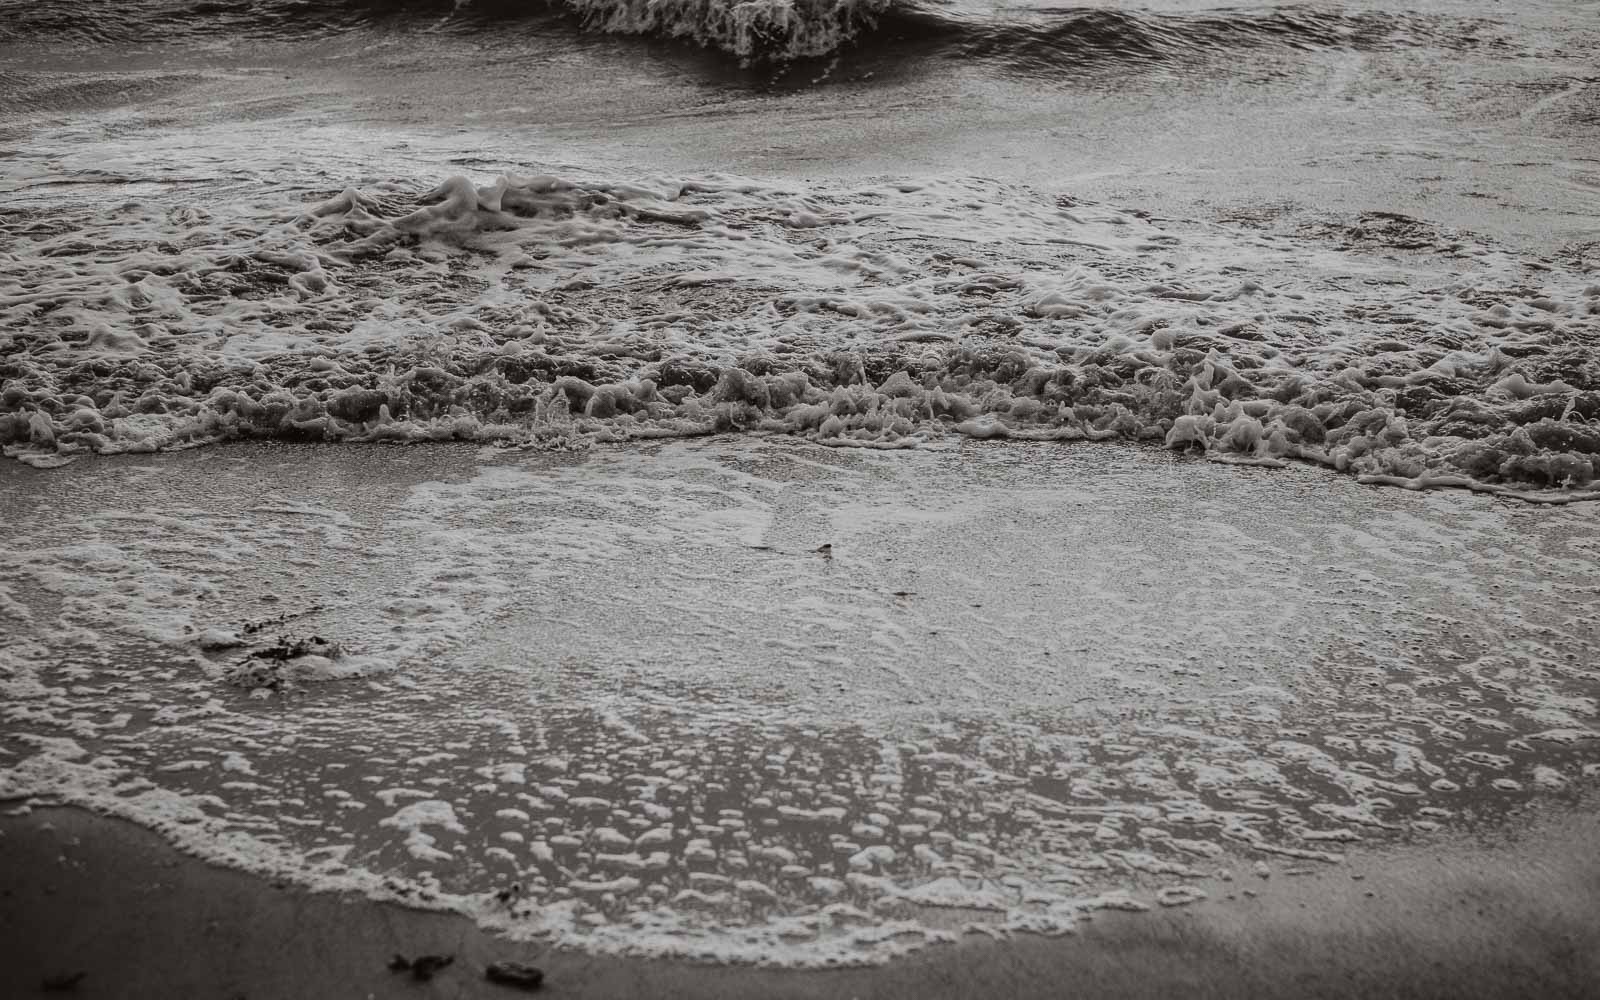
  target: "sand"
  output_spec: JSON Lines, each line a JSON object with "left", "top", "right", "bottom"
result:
{"left": 3, "top": 799, "right": 1599, "bottom": 999}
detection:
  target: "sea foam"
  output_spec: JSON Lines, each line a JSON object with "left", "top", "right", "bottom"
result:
{"left": 4, "top": 170, "right": 1597, "bottom": 500}
{"left": 2, "top": 437, "right": 1598, "bottom": 966}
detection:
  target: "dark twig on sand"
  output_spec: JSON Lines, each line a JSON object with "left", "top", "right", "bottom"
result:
{"left": 410, "top": 955, "right": 455, "bottom": 981}
{"left": 240, "top": 604, "right": 326, "bottom": 636}
{"left": 387, "top": 953, "right": 455, "bottom": 981}
{"left": 485, "top": 961, "right": 545, "bottom": 991}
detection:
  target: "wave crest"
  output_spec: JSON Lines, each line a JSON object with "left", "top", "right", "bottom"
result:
{"left": 564, "top": 0, "right": 897, "bottom": 60}
{"left": 0, "top": 0, "right": 1500, "bottom": 66}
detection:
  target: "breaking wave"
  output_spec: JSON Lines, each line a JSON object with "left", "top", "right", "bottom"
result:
{"left": 3, "top": 169, "right": 1598, "bottom": 500}
{"left": 0, "top": 0, "right": 1502, "bottom": 65}
{"left": 548, "top": 1, "right": 1496, "bottom": 65}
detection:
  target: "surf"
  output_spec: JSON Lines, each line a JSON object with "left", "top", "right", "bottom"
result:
{"left": 0, "top": 0, "right": 1499, "bottom": 67}
{"left": 3, "top": 169, "right": 1597, "bottom": 500}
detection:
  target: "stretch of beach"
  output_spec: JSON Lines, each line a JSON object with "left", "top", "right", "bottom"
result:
{"left": 5, "top": 796, "right": 1598, "bottom": 998}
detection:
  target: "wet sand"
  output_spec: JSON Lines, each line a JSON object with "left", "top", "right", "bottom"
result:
{"left": 4, "top": 800, "right": 1598, "bottom": 999}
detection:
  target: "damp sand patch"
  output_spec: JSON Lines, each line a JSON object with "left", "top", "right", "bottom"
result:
{"left": 2, "top": 798, "right": 1597, "bottom": 998}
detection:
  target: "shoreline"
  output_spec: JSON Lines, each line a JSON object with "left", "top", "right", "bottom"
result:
{"left": 3, "top": 436, "right": 1600, "bottom": 984}
{"left": 4, "top": 800, "right": 1598, "bottom": 999}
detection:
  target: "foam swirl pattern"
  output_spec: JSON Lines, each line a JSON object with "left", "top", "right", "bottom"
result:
{"left": 2, "top": 439, "right": 1598, "bottom": 964}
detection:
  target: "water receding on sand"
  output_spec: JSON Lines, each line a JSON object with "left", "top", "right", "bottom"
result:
{"left": 2, "top": 439, "right": 1597, "bottom": 963}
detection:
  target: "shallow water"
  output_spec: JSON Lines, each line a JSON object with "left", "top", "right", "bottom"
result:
{"left": 2, "top": 438, "right": 1597, "bottom": 963}
{"left": 2, "top": 0, "right": 1596, "bottom": 244}
{"left": 3, "top": 3, "right": 1599, "bottom": 492}
{"left": 2, "top": 0, "right": 1599, "bottom": 969}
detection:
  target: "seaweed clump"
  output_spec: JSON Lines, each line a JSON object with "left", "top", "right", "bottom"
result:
{"left": 224, "top": 635, "right": 344, "bottom": 692}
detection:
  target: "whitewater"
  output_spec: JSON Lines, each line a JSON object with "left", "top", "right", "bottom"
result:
{"left": 2, "top": 0, "right": 1599, "bottom": 974}
{"left": 6, "top": 157, "right": 1599, "bottom": 497}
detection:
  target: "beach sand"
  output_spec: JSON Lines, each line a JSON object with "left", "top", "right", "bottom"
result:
{"left": 4, "top": 799, "right": 1599, "bottom": 999}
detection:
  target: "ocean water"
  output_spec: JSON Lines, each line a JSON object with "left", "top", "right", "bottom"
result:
{"left": 2, "top": 0, "right": 1599, "bottom": 494}
{"left": 2, "top": 0, "right": 1599, "bottom": 968}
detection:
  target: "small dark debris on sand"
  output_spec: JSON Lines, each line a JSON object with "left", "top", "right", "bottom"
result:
{"left": 388, "top": 953, "right": 454, "bottom": 981}
{"left": 485, "top": 961, "right": 545, "bottom": 991}
{"left": 411, "top": 955, "right": 454, "bottom": 981}
{"left": 253, "top": 635, "right": 342, "bottom": 662}
{"left": 224, "top": 635, "right": 344, "bottom": 690}
{"left": 40, "top": 971, "right": 86, "bottom": 992}
{"left": 240, "top": 604, "right": 326, "bottom": 636}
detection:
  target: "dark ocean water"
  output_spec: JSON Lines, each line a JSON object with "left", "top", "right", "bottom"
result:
{"left": 0, "top": 0, "right": 1523, "bottom": 71}
{"left": 1, "top": 0, "right": 1598, "bottom": 487}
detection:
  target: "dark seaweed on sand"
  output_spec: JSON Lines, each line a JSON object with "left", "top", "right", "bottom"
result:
{"left": 224, "top": 635, "right": 343, "bottom": 690}
{"left": 389, "top": 953, "right": 455, "bottom": 981}
{"left": 240, "top": 603, "right": 325, "bottom": 636}
{"left": 252, "top": 635, "right": 340, "bottom": 661}
{"left": 485, "top": 961, "right": 545, "bottom": 991}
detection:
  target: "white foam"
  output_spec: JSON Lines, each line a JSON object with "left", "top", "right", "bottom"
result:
{"left": 561, "top": 0, "right": 899, "bottom": 62}
{"left": 4, "top": 171, "right": 1598, "bottom": 501}
{"left": 3, "top": 436, "right": 1598, "bottom": 965}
